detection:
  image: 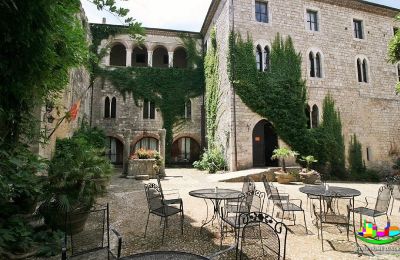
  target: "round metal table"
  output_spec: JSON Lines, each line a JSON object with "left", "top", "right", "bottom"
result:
{"left": 189, "top": 188, "right": 242, "bottom": 231}
{"left": 299, "top": 185, "right": 361, "bottom": 251}
{"left": 122, "top": 251, "right": 209, "bottom": 259}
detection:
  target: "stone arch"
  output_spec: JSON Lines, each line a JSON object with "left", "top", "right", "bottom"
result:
{"left": 305, "top": 104, "right": 311, "bottom": 129}
{"left": 311, "top": 104, "right": 319, "bottom": 128}
{"left": 132, "top": 45, "right": 148, "bottom": 67}
{"left": 307, "top": 47, "right": 324, "bottom": 78}
{"left": 171, "top": 136, "right": 201, "bottom": 163}
{"left": 256, "top": 45, "right": 263, "bottom": 72}
{"left": 173, "top": 47, "right": 187, "bottom": 68}
{"left": 109, "top": 43, "right": 126, "bottom": 66}
{"left": 172, "top": 133, "right": 201, "bottom": 146}
{"left": 152, "top": 46, "right": 169, "bottom": 68}
{"left": 105, "top": 135, "right": 124, "bottom": 165}
{"left": 252, "top": 119, "right": 279, "bottom": 167}
{"left": 355, "top": 55, "right": 370, "bottom": 83}
{"left": 131, "top": 133, "right": 160, "bottom": 154}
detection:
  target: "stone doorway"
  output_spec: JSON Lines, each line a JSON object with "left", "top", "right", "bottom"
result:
{"left": 252, "top": 119, "right": 278, "bottom": 167}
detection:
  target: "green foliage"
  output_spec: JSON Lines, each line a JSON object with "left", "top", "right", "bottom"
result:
{"left": 319, "top": 95, "right": 346, "bottom": 178}
{"left": 204, "top": 28, "right": 221, "bottom": 148}
{"left": 73, "top": 122, "right": 107, "bottom": 149}
{"left": 40, "top": 127, "right": 113, "bottom": 215}
{"left": 348, "top": 134, "right": 365, "bottom": 176}
{"left": 193, "top": 147, "right": 227, "bottom": 173}
{"left": 271, "top": 147, "right": 299, "bottom": 172}
{"left": 388, "top": 14, "right": 400, "bottom": 64}
{"left": 300, "top": 155, "right": 318, "bottom": 170}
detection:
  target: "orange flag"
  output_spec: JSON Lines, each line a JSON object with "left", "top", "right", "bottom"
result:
{"left": 69, "top": 100, "right": 81, "bottom": 121}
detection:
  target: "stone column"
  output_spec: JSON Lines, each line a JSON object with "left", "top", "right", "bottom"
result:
{"left": 122, "top": 132, "right": 131, "bottom": 176}
{"left": 158, "top": 129, "right": 166, "bottom": 176}
{"left": 168, "top": 51, "right": 174, "bottom": 68}
{"left": 147, "top": 51, "right": 153, "bottom": 67}
{"left": 126, "top": 47, "right": 132, "bottom": 67}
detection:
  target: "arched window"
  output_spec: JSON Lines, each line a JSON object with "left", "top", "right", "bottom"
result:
{"left": 173, "top": 47, "right": 187, "bottom": 68}
{"left": 311, "top": 105, "right": 319, "bottom": 128}
{"left": 104, "top": 96, "right": 110, "bottom": 118}
{"left": 357, "top": 58, "right": 362, "bottom": 82}
{"left": 152, "top": 46, "right": 169, "bottom": 68}
{"left": 143, "top": 99, "right": 155, "bottom": 119}
{"left": 184, "top": 100, "right": 191, "bottom": 119}
{"left": 305, "top": 105, "right": 311, "bottom": 129}
{"left": 134, "top": 137, "right": 159, "bottom": 151}
{"left": 106, "top": 137, "right": 124, "bottom": 165}
{"left": 109, "top": 43, "right": 126, "bottom": 66}
{"left": 171, "top": 137, "right": 200, "bottom": 163}
{"left": 263, "top": 46, "right": 270, "bottom": 72}
{"left": 309, "top": 52, "right": 315, "bottom": 77}
{"left": 256, "top": 45, "right": 262, "bottom": 72}
{"left": 132, "top": 45, "right": 148, "bottom": 67}
{"left": 362, "top": 59, "right": 368, "bottom": 83}
{"left": 111, "top": 97, "right": 116, "bottom": 118}
{"left": 315, "top": 52, "right": 322, "bottom": 78}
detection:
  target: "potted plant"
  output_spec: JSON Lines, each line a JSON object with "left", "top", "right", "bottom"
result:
{"left": 39, "top": 128, "right": 112, "bottom": 235}
{"left": 299, "top": 155, "right": 320, "bottom": 184}
{"left": 271, "top": 148, "right": 299, "bottom": 184}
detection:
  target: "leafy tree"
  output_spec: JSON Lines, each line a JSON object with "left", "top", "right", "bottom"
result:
{"left": 388, "top": 14, "right": 400, "bottom": 93}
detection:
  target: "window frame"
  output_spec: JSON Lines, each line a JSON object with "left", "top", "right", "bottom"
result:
{"left": 104, "top": 96, "right": 110, "bottom": 118}
{"left": 353, "top": 19, "right": 364, "bottom": 40}
{"left": 263, "top": 45, "right": 270, "bottom": 72}
{"left": 306, "top": 10, "right": 319, "bottom": 32}
{"left": 143, "top": 99, "right": 156, "bottom": 119}
{"left": 255, "top": 1, "right": 269, "bottom": 24}
{"left": 256, "top": 45, "right": 263, "bottom": 72}
{"left": 184, "top": 100, "right": 192, "bottom": 120}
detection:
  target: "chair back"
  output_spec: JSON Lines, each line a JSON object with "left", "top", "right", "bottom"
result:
{"left": 242, "top": 176, "right": 256, "bottom": 194}
{"left": 374, "top": 185, "right": 392, "bottom": 214}
{"left": 270, "top": 186, "right": 283, "bottom": 205}
{"left": 262, "top": 175, "right": 273, "bottom": 198}
{"left": 156, "top": 175, "right": 166, "bottom": 200}
{"left": 222, "top": 190, "right": 265, "bottom": 224}
{"left": 144, "top": 183, "right": 164, "bottom": 212}
{"left": 239, "top": 212, "right": 287, "bottom": 260}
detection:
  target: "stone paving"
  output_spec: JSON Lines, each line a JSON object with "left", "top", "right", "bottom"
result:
{"left": 91, "top": 168, "right": 399, "bottom": 259}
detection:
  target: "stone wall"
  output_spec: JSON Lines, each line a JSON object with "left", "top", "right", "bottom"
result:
{"left": 204, "top": 0, "right": 400, "bottom": 171}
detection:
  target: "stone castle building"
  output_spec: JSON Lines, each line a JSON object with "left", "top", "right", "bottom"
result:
{"left": 92, "top": 0, "right": 400, "bottom": 173}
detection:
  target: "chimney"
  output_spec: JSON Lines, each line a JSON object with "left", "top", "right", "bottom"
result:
{"left": 102, "top": 17, "right": 106, "bottom": 24}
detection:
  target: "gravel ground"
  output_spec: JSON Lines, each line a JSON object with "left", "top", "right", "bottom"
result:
{"left": 62, "top": 168, "right": 400, "bottom": 259}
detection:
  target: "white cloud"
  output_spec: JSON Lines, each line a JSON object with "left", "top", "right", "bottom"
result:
{"left": 81, "top": 0, "right": 212, "bottom": 32}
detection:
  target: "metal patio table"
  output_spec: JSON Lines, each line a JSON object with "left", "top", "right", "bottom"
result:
{"left": 299, "top": 185, "right": 361, "bottom": 251}
{"left": 121, "top": 251, "right": 209, "bottom": 259}
{"left": 189, "top": 188, "right": 242, "bottom": 232}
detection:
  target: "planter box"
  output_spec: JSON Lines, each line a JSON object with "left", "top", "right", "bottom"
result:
{"left": 128, "top": 159, "right": 157, "bottom": 179}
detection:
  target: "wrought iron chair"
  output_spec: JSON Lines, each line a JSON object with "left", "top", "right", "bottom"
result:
{"left": 225, "top": 176, "right": 256, "bottom": 212}
{"left": 351, "top": 185, "right": 392, "bottom": 225}
{"left": 262, "top": 175, "right": 288, "bottom": 213}
{"left": 61, "top": 203, "right": 122, "bottom": 260}
{"left": 220, "top": 190, "right": 265, "bottom": 251}
{"left": 312, "top": 192, "right": 351, "bottom": 251}
{"left": 387, "top": 176, "right": 400, "bottom": 215}
{"left": 144, "top": 183, "right": 184, "bottom": 244}
{"left": 270, "top": 186, "right": 308, "bottom": 233}
{"left": 237, "top": 212, "right": 288, "bottom": 260}
{"left": 156, "top": 175, "right": 182, "bottom": 205}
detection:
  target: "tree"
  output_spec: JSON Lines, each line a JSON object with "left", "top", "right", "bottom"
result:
{"left": 388, "top": 14, "right": 400, "bottom": 93}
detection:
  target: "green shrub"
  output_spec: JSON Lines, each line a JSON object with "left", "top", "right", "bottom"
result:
{"left": 348, "top": 134, "right": 365, "bottom": 176}
{"left": 193, "top": 147, "right": 227, "bottom": 174}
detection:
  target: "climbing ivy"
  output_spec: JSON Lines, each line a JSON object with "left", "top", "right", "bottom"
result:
{"left": 228, "top": 33, "right": 311, "bottom": 155}
{"left": 204, "top": 28, "right": 220, "bottom": 148}
{"left": 90, "top": 24, "right": 204, "bottom": 161}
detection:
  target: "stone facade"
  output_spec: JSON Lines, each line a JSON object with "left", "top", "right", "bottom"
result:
{"left": 92, "top": 28, "right": 203, "bottom": 172}
{"left": 91, "top": 0, "right": 400, "bottom": 173}
{"left": 201, "top": 0, "right": 400, "bottom": 171}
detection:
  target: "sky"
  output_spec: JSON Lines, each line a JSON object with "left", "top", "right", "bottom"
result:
{"left": 81, "top": 0, "right": 400, "bottom": 32}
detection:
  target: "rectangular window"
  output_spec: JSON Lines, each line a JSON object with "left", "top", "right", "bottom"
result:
{"left": 143, "top": 99, "right": 155, "bottom": 119}
{"left": 307, "top": 10, "right": 318, "bottom": 31}
{"left": 353, "top": 19, "right": 363, "bottom": 39}
{"left": 255, "top": 1, "right": 268, "bottom": 23}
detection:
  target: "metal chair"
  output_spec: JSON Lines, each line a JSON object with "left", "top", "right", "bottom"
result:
{"left": 262, "top": 175, "right": 288, "bottom": 213}
{"left": 156, "top": 175, "right": 182, "bottom": 205}
{"left": 387, "top": 176, "right": 400, "bottom": 215}
{"left": 144, "top": 183, "right": 184, "bottom": 244}
{"left": 61, "top": 203, "right": 122, "bottom": 260}
{"left": 351, "top": 185, "right": 392, "bottom": 225}
{"left": 312, "top": 193, "right": 351, "bottom": 251}
{"left": 270, "top": 186, "right": 308, "bottom": 233}
{"left": 238, "top": 212, "right": 287, "bottom": 260}
{"left": 220, "top": 190, "right": 265, "bottom": 253}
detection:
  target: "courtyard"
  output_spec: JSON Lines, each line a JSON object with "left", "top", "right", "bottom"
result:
{"left": 92, "top": 168, "right": 400, "bottom": 260}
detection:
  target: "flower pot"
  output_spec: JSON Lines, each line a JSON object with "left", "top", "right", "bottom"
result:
{"left": 43, "top": 205, "right": 90, "bottom": 235}
{"left": 275, "top": 172, "right": 293, "bottom": 184}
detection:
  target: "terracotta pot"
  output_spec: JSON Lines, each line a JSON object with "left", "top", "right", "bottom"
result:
{"left": 44, "top": 205, "right": 90, "bottom": 235}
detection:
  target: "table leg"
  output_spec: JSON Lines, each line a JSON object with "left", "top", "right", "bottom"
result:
{"left": 319, "top": 196, "right": 324, "bottom": 251}
{"left": 200, "top": 199, "right": 219, "bottom": 233}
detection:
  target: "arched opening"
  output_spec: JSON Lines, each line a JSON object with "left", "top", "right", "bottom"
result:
{"left": 132, "top": 45, "right": 148, "bottom": 67}
{"left": 173, "top": 47, "right": 187, "bottom": 68}
{"left": 111, "top": 97, "right": 116, "bottom": 118}
{"left": 106, "top": 137, "right": 123, "bottom": 165}
{"left": 263, "top": 46, "right": 270, "bottom": 72}
{"left": 133, "top": 137, "right": 159, "bottom": 153}
{"left": 171, "top": 137, "right": 200, "bottom": 164}
{"left": 312, "top": 105, "right": 319, "bottom": 128}
{"left": 309, "top": 52, "right": 315, "bottom": 77}
{"left": 362, "top": 59, "right": 368, "bottom": 83}
{"left": 315, "top": 52, "right": 322, "bottom": 78}
{"left": 104, "top": 96, "right": 110, "bottom": 118}
{"left": 357, "top": 58, "right": 362, "bottom": 82}
{"left": 252, "top": 120, "right": 278, "bottom": 167}
{"left": 184, "top": 100, "right": 191, "bottom": 119}
{"left": 305, "top": 105, "right": 311, "bottom": 129}
{"left": 152, "top": 46, "right": 169, "bottom": 68}
{"left": 256, "top": 45, "right": 262, "bottom": 72}
{"left": 109, "top": 43, "right": 126, "bottom": 66}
